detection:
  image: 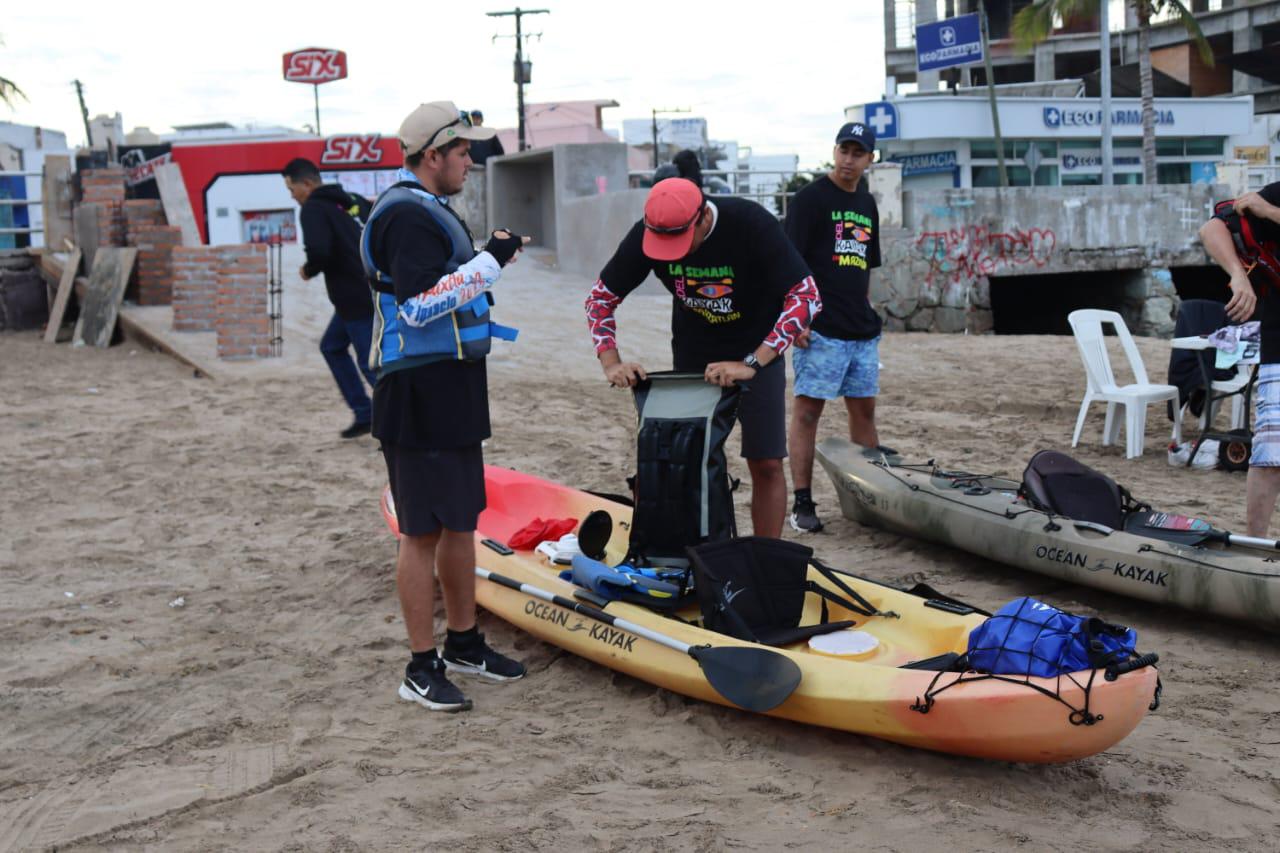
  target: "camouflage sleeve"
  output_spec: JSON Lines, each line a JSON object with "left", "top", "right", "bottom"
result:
{"left": 585, "top": 279, "right": 624, "bottom": 354}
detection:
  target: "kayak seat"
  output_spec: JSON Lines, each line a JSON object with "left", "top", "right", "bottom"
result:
{"left": 1020, "top": 450, "right": 1146, "bottom": 529}
{"left": 688, "top": 537, "right": 881, "bottom": 647}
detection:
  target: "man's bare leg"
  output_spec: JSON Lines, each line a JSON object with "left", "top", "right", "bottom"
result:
{"left": 788, "top": 395, "right": 827, "bottom": 491}
{"left": 747, "top": 457, "right": 787, "bottom": 538}
{"left": 397, "top": 531, "right": 441, "bottom": 652}
{"left": 844, "top": 396, "right": 879, "bottom": 448}
{"left": 1246, "top": 466, "right": 1280, "bottom": 537}
{"left": 435, "top": 529, "right": 478, "bottom": 631}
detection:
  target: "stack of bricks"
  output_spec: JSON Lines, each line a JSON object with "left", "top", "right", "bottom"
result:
{"left": 215, "top": 244, "right": 271, "bottom": 360}
{"left": 123, "top": 199, "right": 165, "bottom": 245}
{"left": 171, "top": 247, "right": 220, "bottom": 332}
{"left": 171, "top": 244, "right": 273, "bottom": 360}
{"left": 133, "top": 225, "right": 184, "bottom": 306}
{"left": 80, "top": 169, "right": 127, "bottom": 247}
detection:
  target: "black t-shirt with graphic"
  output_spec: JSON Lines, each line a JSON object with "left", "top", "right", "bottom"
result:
{"left": 599, "top": 197, "right": 812, "bottom": 370}
{"left": 784, "top": 175, "right": 881, "bottom": 341}
{"left": 1214, "top": 181, "right": 1280, "bottom": 362}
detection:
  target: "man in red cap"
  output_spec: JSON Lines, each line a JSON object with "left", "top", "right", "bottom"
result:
{"left": 585, "top": 178, "right": 822, "bottom": 537}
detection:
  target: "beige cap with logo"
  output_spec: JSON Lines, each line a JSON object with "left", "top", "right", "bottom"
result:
{"left": 398, "top": 101, "right": 496, "bottom": 156}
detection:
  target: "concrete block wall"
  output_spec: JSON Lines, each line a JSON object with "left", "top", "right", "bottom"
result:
{"left": 214, "top": 244, "right": 271, "bottom": 360}
{"left": 171, "top": 246, "right": 219, "bottom": 332}
{"left": 133, "top": 224, "right": 183, "bottom": 306}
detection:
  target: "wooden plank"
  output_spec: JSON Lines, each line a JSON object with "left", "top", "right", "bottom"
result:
{"left": 72, "top": 247, "right": 137, "bottom": 348}
{"left": 73, "top": 204, "right": 100, "bottom": 271}
{"left": 154, "top": 162, "right": 201, "bottom": 246}
{"left": 44, "top": 248, "right": 82, "bottom": 343}
{"left": 41, "top": 155, "right": 74, "bottom": 250}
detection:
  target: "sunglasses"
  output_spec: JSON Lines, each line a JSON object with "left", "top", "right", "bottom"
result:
{"left": 411, "top": 112, "right": 475, "bottom": 157}
{"left": 644, "top": 202, "right": 705, "bottom": 235}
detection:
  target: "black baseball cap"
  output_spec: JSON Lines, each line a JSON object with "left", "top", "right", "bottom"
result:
{"left": 835, "top": 121, "right": 876, "bottom": 151}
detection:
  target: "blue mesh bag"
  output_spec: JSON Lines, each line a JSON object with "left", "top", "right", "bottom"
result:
{"left": 966, "top": 597, "right": 1138, "bottom": 678}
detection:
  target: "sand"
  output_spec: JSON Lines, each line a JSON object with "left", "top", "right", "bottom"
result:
{"left": 2, "top": 249, "right": 1278, "bottom": 852}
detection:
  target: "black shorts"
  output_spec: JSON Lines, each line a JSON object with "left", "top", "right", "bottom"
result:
{"left": 736, "top": 360, "right": 786, "bottom": 460}
{"left": 381, "top": 443, "right": 486, "bottom": 536}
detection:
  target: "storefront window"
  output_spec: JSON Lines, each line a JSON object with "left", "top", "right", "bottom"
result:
{"left": 1156, "top": 138, "right": 1183, "bottom": 156}
{"left": 1157, "top": 163, "right": 1191, "bottom": 184}
{"left": 970, "top": 140, "right": 1057, "bottom": 159}
{"left": 1185, "top": 137, "right": 1224, "bottom": 156}
{"left": 972, "top": 165, "right": 1060, "bottom": 187}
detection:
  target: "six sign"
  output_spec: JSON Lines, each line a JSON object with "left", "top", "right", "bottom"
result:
{"left": 320, "top": 135, "right": 383, "bottom": 165}
{"left": 283, "top": 48, "right": 348, "bottom": 85}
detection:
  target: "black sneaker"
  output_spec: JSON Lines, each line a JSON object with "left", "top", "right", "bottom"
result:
{"left": 398, "top": 659, "right": 473, "bottom": 712}
{"left": 442, "top": 632, "right": 527, "bottom": 682}
{"left": 789, "top": 495, "right": 824, "bottom": 533}
{"left": 340, "top": 421, "right": 372, "bottom": 439}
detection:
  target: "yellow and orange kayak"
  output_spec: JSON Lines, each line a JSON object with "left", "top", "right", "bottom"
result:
{"left": 381, "top": 465, "right": 1160, "bottom": 763}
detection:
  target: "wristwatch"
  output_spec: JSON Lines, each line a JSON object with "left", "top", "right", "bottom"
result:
{"left": 743, "top": 353, "right": 761, "bottom": 370}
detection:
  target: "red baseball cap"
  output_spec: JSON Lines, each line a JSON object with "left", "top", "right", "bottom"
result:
{"left": 642, "top": 178, "right": 705, "bottom": 261}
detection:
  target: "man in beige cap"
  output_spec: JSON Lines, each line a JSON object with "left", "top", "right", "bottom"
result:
{"left": 361, "top": 101, "right": 528, "bottom": 712}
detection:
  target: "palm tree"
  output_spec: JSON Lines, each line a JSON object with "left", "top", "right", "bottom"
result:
{"left": 1, "top": 34, "right": 25, "bottom": 109}
{"left": 0, "top": 74, "right": 24, "bottom": 109}
{"left": 1012, "top": 0, "right": 1212, "bottom": 186}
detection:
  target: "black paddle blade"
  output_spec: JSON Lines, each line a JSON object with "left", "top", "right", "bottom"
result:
{"left": 689, "top": 645, "right": 802, "bottom": 713}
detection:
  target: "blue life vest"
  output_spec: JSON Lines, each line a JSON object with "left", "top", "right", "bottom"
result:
{"left": 361, "top": 184, "right": 517, "bottom": 373}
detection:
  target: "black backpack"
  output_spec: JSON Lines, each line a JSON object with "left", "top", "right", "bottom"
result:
{"left": 686, "top": 537, "right": 881, "bottom": 647}
{"left": 626, "top": 372, "right": 739, "bottom": 569}
{"left": 346, "top": 192, "right": 373, "bottom": 228}
{"left": 1020, "top": 450, "right": 1146, "bottom": 529}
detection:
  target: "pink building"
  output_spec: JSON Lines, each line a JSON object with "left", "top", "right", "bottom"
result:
{"left": 494, "top": 99, "right": 619, "bottom": 154}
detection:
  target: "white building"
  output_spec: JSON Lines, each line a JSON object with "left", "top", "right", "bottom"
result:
{"left": 0, "top": 121, "right": 72, "bottom": 248}
{"left": 845, "top": 92, "right": 1257, "bottom": 190}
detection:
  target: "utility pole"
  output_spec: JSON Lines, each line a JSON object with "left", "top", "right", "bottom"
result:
{"left": 651, "top": 106, "right": 691, "bottom": 169}
{"left": 73, "top": 79, "right": 93, "bottom": 148}
{"left": 488, "top": 7, "right": 549, "bottom": 152}
{"left": 977, "top": 0, "right": 1008, "bottom": 187}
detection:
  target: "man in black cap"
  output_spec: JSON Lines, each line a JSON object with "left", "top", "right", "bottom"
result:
{"left": 784, "top": 121, "right": 883, "bottom": 533}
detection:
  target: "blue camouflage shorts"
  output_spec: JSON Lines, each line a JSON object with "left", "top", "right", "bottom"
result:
{"left": 1251, "top": 363, "right": 1280, "bottom": 466}
{"left": 792, "top": 330, "right": 880, "bottom": 399}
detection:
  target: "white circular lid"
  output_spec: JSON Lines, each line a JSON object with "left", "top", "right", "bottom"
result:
{"left": 808, "top": 630, "right": 880, "bottom": 656}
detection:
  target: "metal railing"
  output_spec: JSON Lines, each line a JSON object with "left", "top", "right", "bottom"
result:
{"left": 0, "top": 170, "right": 43, "bottom": 238}
{"left": 629, "top": 168, "right": 820, "bottom": 218}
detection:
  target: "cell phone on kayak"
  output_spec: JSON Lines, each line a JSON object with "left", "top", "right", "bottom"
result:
{"left": 482, "top": 538, "right": 515, "bottom": 556}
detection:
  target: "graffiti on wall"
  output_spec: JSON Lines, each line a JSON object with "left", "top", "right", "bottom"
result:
{"left": 915, "top": 225, "right": 1057, "bottom": 287}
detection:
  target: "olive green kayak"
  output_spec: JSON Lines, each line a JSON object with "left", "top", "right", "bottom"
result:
{"left": 816, "top": 438, "right": 1280, "bottom": 628}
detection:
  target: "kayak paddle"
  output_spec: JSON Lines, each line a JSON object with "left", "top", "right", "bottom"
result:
{"left": 476, "top": 567, "right": 802, "bottom": 712}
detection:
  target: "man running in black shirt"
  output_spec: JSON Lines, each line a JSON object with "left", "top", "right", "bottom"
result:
{"left": 783, "top": 122, "right": 883, "bottom": 532}
{"left": 283, "top": 158, "right": 377, "bottom": 439}
{"left": 585, "top": 178, "right": 821, "bottom": 537}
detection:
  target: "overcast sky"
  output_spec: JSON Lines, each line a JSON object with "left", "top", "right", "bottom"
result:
{"left": 4, "top": 1, "right": 888, "bottom": 168}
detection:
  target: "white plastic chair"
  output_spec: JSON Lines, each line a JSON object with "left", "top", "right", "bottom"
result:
{"left": 1068, "top": 309, "right": 1181, "bottom": 459}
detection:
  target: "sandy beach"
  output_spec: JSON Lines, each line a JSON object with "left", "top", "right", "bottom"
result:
{"left": 2, "top": 250, "right": 1278, "bottom": 851}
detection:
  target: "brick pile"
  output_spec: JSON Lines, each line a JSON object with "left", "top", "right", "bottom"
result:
{"left": 80, "top": 169, "right": 127, "bottom": 247}
{"left": 215, "top": 244, "right": 271, "bottom": 360}
{"left": 133, "top": 225, "right": 184, "bottom": 305}
{"left": 171, "top": 246, "right": 219, "bottom": 332}
{"left": 171, "top": 244, "right": 273, "bottom": 359}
